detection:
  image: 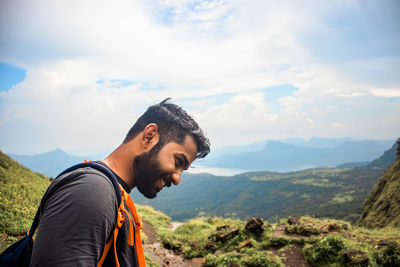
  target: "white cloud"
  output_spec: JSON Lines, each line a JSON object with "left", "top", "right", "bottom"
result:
{"left": 306, "top": 118, "right": 314, "bottom": 126}
{"left": 332, "top": 122, "right": 345, "bottom": 130}
{"left": 0, "top": 0, "right": 399, "bottom": 154}
{"left": 370, "top": 88, "right": 400, "bottom": 98}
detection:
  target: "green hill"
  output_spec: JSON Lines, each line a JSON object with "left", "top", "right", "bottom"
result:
{"left": 367, "top": 141, "right": 398, "bottom": 170}
{"left": 139, "top": 204, "right": 400, "bottom": 267}
{"left": 134, "top": 167, "right": 385, "bottom": 223}
{"left": 0, "top": 151, "right": 50, "bottom": 237}
{"left": 357, "top": 147, "right": 400, "bottom": 228}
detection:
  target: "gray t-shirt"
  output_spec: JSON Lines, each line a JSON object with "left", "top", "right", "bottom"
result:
{"left": 30, "top": 165, "right": 139, "bottom": 267}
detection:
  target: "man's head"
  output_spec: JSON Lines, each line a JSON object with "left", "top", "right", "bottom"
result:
{"left": 123, "top": 98, "right": 210, "bottom": 159}
{"left": 124, "top": 98, "right": 210, "bottom": 198}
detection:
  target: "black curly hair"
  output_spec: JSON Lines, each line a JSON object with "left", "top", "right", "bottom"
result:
{"left": 123, "top": 98, "right": 210, "bottom": 159}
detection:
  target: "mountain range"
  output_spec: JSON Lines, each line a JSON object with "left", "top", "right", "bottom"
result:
{"left": 202, "top": 138, "right": 394, "bottom": 172}
{"left": 9, "top": 148, "right": 108, "bottom": 177}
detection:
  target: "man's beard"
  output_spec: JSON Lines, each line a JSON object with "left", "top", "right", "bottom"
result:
{"left": 133, "top": 146, "right": 171, "bottom": 199}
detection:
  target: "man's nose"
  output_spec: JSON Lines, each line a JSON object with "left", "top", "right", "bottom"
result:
{"left": 171, "top": 169, "right": 182, "bottom": 185}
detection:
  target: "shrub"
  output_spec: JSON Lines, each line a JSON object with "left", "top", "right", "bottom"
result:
{"left": 285, "top": 224, "right": 320, "bottom": 236}
{"left": 162, "top": 217, "right": 246, "bottom": 259}
{"left": 303, "top": 235, "right": 346, "bottom": 266}
{"left": 371, "top": 241, "right": 400, "bottom": 266}
{"left": 240, "top": 250, "right": 282, "bottom": 267}
{"left": 204, "top": 250, "right": 282, "bottom": 267}
{"left": 205, "top": 252, "right": 241, "bottom": 266}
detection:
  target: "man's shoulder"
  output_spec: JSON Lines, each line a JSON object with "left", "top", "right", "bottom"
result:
{"left": 54, "top": 165, "right": 116, "bottom": 191}
{"left": 44, "top": 165, "right": 119, "bottom": 211}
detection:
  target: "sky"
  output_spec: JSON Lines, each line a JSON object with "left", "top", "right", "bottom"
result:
{"left": 0, "top": 0, "right": 399, "bottom": 156}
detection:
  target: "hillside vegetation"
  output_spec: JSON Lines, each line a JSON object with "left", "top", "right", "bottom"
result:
{"left": 134, "top": 167, "right": 385, "bottom": 223}
{"left": 0, "top": 151, "right": 50, "bottom": 238}
{"left": 357, "top": 154, "right": 400, "bottom": 228}
{"left": 139, "top": 204, "right": 400, "bottom": 267}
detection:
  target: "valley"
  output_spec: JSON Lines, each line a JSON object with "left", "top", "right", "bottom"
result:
{"left": 133, "top": 141, "right": 396, "bottom": 223}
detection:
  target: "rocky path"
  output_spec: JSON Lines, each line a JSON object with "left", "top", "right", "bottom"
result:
{"left": 271, "top": 224, "right": 310, "bottom": 267}
{"left": 142, "top": 220, "right": 204, "bottom": 267}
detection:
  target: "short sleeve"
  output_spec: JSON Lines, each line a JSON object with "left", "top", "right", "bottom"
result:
{"left": 30, "top": 169, "right": 118, "bottom": 267}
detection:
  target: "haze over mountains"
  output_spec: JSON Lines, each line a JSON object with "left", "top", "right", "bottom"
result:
{"left": 201, "top": 137, "right": 394, "bottom": 172}
{"left": 8, "top": 137, "right": 394, "bottom": 177}
{"left": 9, "top": 149, "right": 108, "bottom": 177}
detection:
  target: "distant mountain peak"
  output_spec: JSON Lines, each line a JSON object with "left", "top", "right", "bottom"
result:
{"left": 40, "top": 148, "right": 68, "bottom": 156}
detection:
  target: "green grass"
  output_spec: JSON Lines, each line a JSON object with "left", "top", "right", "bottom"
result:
{"left": 162, "top": 217, "right": 245, "bottom": 259}
{"left": 329, "top": 191, "right": 356, "bottom": 204}
{"left": 0, "top": 151, "right": 50, "bottom": 236}
{"left": 157, "top": 214, "right": 400, "bottom": 267}
{"left": 205, "top": 249, "right": 283, "bottom": 267}
{"left": 357, "top": 158, "right": 400, "bottom": 228}
{"left": 144, "top": 252, "right": 161, "bottom": 267}
{"left": 136, "top": 204, "right": 172, "bottom": 239}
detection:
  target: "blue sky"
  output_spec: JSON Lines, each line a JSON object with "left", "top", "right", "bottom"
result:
{"left": 0, "top": 0, "right": 399, "bottom": 155}
{"left": 0, "top": 62, "right": 26, "bottom": 92}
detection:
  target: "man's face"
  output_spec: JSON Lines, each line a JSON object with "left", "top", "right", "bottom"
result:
{"left": 134, "top": 135, "right": 198, "bottom": 199}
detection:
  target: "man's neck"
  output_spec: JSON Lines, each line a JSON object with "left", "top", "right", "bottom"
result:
{"left": 102, "top": 143, "right": 136, "bottom": 189}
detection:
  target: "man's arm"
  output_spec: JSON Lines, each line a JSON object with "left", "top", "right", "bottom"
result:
{"left": 30, "top": 169, "right": 118, "bottom": 267}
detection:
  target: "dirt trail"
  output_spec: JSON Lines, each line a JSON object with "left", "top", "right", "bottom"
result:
{"left": 273, "top": 224, "right": 287, "bottom": 238}
{"left": 271, "top": 224, "right": 310, "bottom": 267}
{"left": 142, "top": 220, "right": 311, "bottom": 267}
{"left": 142, "top": 220, "right": 204, "bottom": 267}
{"left": 277, "top": 245, "right": 310, "bottom": 267}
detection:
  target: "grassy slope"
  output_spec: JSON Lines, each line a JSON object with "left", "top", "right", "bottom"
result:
{"left": 357, "top": 157, "right": 400, "bottom": 228}
{"left": 0, "top": 151, "right": 50, "bottom": 237}
{"left": 140, "top": 204, "right": 400, "bottom": 267}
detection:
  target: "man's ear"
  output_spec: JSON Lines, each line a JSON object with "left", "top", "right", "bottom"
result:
{"left": 142, "top": 123, "right": 159, "bottom": 150}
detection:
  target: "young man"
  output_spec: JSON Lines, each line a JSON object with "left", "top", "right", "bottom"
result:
{"left": 30, "top": 99, "right": 210, "bottom": 266}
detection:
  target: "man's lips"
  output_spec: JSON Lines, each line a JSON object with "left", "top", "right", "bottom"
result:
{"left": 155, "top": 177, "right": 172, "bottom": 192}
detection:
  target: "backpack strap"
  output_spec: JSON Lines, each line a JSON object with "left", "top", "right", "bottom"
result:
{"left": 56, "top": 162, "right": 122, "bottom": 205}
{"left": 120, "top": 185, "right": 146, "bottom": 266}
{"left": 97, "top": 184, "right": 146, "bottom": 267}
